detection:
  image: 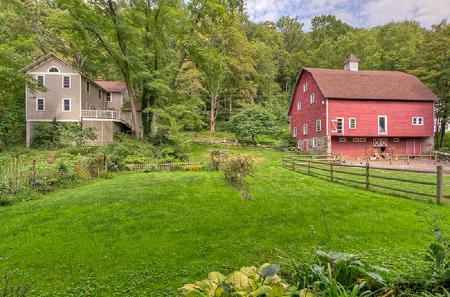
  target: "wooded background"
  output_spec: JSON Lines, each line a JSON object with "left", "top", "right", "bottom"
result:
{"left": 0, "top": 0, "right": 448, "bottom": 148}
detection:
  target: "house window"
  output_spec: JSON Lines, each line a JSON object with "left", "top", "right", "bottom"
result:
{"left": 312, "top": 137, "right": 318, "bottom": 147}
{"left": 316, "top": 119, "right": 321, "bottom": 132}
{"left": 293, "top": 127, "right": 298, "bottom": 137}
{"left": 106, "top": 92, "right": 112, "bottom": 102}
{"left": 62, "top": 98, "right": 71, "bottom": 112}
{"left": 36, "top": 98, "right": 45, "bottom": 111}
{"left": 412, "top": 117, "right": 424, "bottom": 126}
{"left": 310, "top": 92, "right": 315, "bottom": 104}
{"left": 378, "top": 116, "right": 387, "bottom": 134}
{"left": 63, "top": 76, "right": 71, "bottom": 88}
{"left": 303, "top": 82, "right": 307, "bottom": 92}
{"left": 352, "top": 138, "right": 360, "bottom": 143}
{"left": 359, "top": 138, "right": 366, "bottom": 142}
{"left": 297, "top": 140, "right": 302, "bottom": 149}
{"left": 48, "top": 66, "right": 60, "bottom": 72}
{"left": 86, "top": 81, "right": 90, "bottom": 93}
{"left": 296, "top": 101, "right": 301, "bottom": 110}
{"left": 333, "top": 117, "right": 344, "bottom": 134}
{"left": 349, "top": 118, "right": 356, "bottom": 129}
{"left": 339, "top": 137, "right": 346, "bottom": 143}
{"left": 303, "top": 124, "right": 308, "bottom": 135}
{"left": 393, "top": 138, "right": 400, "bottom": 143}
{"left": 37, "top": 75, "right": 45, "bottom": 87}
{"left": 98, "top": 89, "right": 102, "bottom": 99}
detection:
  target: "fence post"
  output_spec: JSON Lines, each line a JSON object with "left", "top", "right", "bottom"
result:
{"left": 330, "top": 163, "right": 334, "bottom": 182}
{"left": 436, "top": 165, "right": 443, "bottom": 205}
{"left": 307, "top": 160, "right": 311, "bottom": 175}
{"left": 365, "top": 162, "right": 370, "bottom": 190}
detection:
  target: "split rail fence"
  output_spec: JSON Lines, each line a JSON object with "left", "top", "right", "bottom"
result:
{"left": 283, "top": 155, "right": 448, "bottom": 204}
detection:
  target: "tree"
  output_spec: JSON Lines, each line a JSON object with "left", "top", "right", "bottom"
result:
{"left": 229, "top": 105, "right": 277, "bottom": 143}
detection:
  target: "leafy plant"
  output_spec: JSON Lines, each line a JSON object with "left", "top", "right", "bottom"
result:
{"left": 220, "top": 154, "right": 254, "bottom": 189}
{"left": 180, "top": 263, "right": 298, "bottom": 296}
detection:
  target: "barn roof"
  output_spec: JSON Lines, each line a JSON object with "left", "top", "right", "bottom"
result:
{"left": 303, "top": 67, "right": 438, "bottom": 101}
{"left": 95, "top": 81, "right": 127, "bottom": 92}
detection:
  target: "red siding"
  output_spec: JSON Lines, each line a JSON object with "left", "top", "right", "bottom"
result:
{"left": 289, "top": 71, "right": 326, "bottom": 147}
{"left": 331, "top": 137, "right": 423, "bottom": 157}
{"left": 328, "top": 99, "right": 434, "bottom": 137}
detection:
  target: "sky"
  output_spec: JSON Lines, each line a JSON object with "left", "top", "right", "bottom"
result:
{"left": 245, "top": 0, "right": 450, "bottom": 30}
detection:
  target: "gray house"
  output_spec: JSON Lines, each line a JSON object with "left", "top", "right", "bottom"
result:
{"left": 23, "top": 54, "right": 141, "bottom": 147}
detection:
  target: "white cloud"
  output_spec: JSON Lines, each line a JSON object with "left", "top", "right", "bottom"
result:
{"left": 245, "top": 0, "right": 450, "bottom": 29}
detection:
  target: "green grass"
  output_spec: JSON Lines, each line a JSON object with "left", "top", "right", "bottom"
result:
{"left": 1, "top": 144, "right": 450, "bottom": 296}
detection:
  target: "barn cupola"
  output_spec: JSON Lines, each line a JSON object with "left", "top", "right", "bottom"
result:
{"left": 344, "top": 54, "right": 360, "bottom": 71}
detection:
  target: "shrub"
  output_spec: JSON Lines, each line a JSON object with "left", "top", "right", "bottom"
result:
{"left": 181, "top": 164, "right": 203, "bottom": 171}
{"left": 229, "top": 105, "right": 278, "bottom": 144}
{"left": 221, "top": 154, "right": 254, "bottom": 189}
{"left": 32, "top": 121, "right": 58, "bottom": 147}
{"left": 210, "top": 150, "right": 228, "bottom": 170}
{"left": 56, "top": 123, "right": 96, "bottom": 147}
{"left": 180, "top": 263, "right": 298, "bottom": 297}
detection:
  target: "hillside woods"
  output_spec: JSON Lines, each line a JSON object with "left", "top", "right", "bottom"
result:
{"left": 0, "top": 0, "right": 449, "bottom": 149}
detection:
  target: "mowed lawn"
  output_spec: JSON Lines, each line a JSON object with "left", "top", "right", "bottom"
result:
{"left": 1, "top": 145, "right": 449, "bottom": 296}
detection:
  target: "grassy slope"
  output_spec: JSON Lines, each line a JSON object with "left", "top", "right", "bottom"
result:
{"left": 0, "top": 144, "right": 449, "bottom": 296}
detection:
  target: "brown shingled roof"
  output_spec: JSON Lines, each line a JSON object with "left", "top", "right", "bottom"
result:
{"left": 95, "top": 81, "right": 127, "bottom": 92}
{"left": 304, "top": 68, "right": 438, "bottom": 101}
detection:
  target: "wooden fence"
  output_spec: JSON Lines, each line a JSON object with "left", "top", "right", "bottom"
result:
{"left": 283, "top": 155, "right": 446, "bottom": 204}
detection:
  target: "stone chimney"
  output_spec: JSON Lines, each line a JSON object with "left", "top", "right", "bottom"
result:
{"left": 344, "top": 54, "right": 360, "bottom": 71}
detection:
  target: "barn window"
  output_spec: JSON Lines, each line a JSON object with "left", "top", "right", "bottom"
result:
{"left": 297, "top": 140, "right": 303, "bottom": 149}
{"left": 296, "top": 101, "right": 301, "bottom": 110}
{"left": 349, "top": 118, "right": 356, "bottom": 129}
{"left": 48, "top": 66, "right": 60, "bottom": 72}
{"left": 62, "top": 98, "right": 71, "bottom": 112}
{"left": 316, "top": 119, "right": 321, "bottom": 132}
{"left": 293, "top": 127, "right": 298, "bottom": 137}
{"left": 36, "top": 98, "right": 45, "bottom": 111}
{"left": 359, "top": 138, "right": 366, "bottom": 142}
{"left": 393, "top": 138, "right": 400, "bottom": 143}
{"left": 303, "top": 82, "right": 307, "bottom": 92}
{"left": 333, "top": 117, "right": 344, "bottom": 134}
{"left": 339, "top": 137, "right": 346, "bottom": 143}
{"left": 412, "top": 117, "right": 423, "bottom": 126}
{"left": 63, "top": 76, "right": 71, "bottom": 88}
{"left": 312, "top": 137, "right": 318, "bottom": 147}
{"left": 310, "top": 92, "right": 315, "bottom": 104}
{"left": 352, "top": 138, "right": 360, "bottom": 142}
{"left": 36, "top": 75, "right": 45, "bottom": 87}
{"left": 378, "top": 116, "right": 387, "bottom": 134}
{"left": 303, "top": 124, "right": 308, "bottom": 135}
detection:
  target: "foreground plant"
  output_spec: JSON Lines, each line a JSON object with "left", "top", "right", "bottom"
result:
{"left": 179, "top": 263, "right": 298, "bottom": 296}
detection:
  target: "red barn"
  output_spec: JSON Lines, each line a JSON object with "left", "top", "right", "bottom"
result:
{"left": 288, "top": 54, "right": 439, "bottom": 157}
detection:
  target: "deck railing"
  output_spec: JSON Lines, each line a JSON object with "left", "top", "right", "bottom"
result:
{"left": 81, "top": 110, "right": 122, "bottom": 120}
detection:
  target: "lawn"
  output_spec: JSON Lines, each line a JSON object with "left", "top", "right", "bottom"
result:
{"left": 0, "top": 144, "right": 449, "bottom": 296}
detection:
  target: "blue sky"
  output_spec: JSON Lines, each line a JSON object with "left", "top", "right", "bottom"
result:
{"left": 245, "top": 0, "right": 450, "bottom": 30}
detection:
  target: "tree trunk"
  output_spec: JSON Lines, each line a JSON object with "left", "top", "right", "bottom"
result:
{"left": 210, "top": 95, "right": 216, "bottom": 133}
{"left": 439, "top": 117, "right": 447, "bottom": 148}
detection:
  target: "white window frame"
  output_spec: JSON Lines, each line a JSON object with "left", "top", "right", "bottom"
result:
{"left": 62, "top": 75, "right": 71, "bottom": 89}
{"left": 332, "top": 117, "right": 344, "bottom": 134}
{"left": 36, "top": 98, "right": 45, "bottom": 111}
{"left": 312, "top": 137, "right": 318, "bottom": 147}
{"left": 293, "top": 127, "right": 298, "bottom": 137}
{"left": 303, "top": 123, "right": 308, "bottom": 135}
{"left": 297, "top": 140, "right": 302, "bottom": 149}
{"left": 303, "top": 82, "right": 307, "bottom": 92}
{"left": 48, "top": 66, "right": 60, "bottom": 73}
{"left": 62, "top": 98, "right": 71, "bottom": 112}
{"left": 359, "top": 138, "right": 366, "bottom": 142}
{"left": 412, "top": 117, "right": 424, "bottom": 126}
{"left": 349, "top": 117, "right": 356, "bottom": 129}
{"left": 352, "top": 138, "right": 360, "bottom": 143}
{"left": 296, "top": 101, "right": 301, "bottom": 111}
{"left": 106, "top": 92, "right": 112, "bottom": 102}
{"left": 316, "top": 119, "right": 321, "bottom": 132}
{"left": 36, "top": 75, "right": 45, "bottom": 87}
{"left": 86, "top": 81, "right": 90, "bottom": 93}
{"left": 378, "top": 115, "right": 388, "bottom": 135}
{"left": 339, "top": 137, "right": 347, "bottom": 143}
{"left": 310, "top": 92, "right": 315, "bottom": 104}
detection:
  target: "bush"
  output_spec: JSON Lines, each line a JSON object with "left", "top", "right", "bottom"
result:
{"left": 32, "top": 122, "right": 96, "bottom": 148}
{"left": 210, "top": 150, "right": 229, "bottom": 170}
{"left": 221, "top": 154, "right": 254, "bottom": 189}
{"left": 180, "top": 263, "right": 297, "bottom": 297}
{"left": 229, "top": 105, "right": 279, "bottom": 144}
